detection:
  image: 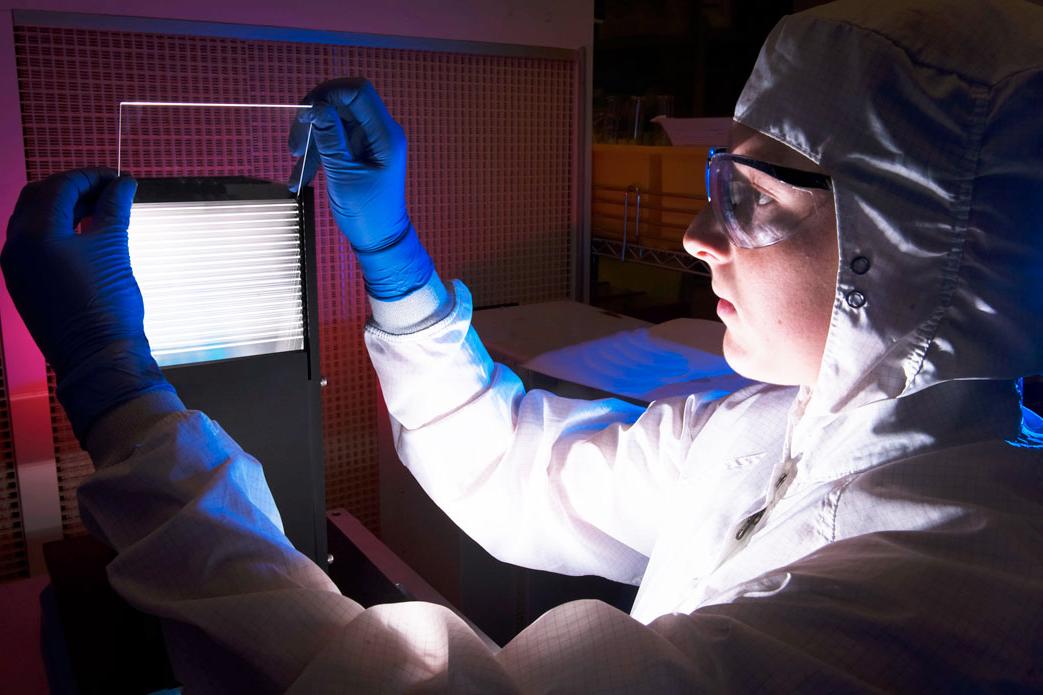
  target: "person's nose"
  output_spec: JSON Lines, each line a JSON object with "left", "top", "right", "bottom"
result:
{"left": 683, "top": 207, "right": 732, "bottom": 265}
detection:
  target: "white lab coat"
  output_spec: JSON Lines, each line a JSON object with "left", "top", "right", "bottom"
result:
{"left": 78, "top": 1, "right": 1043, "bottom": 692}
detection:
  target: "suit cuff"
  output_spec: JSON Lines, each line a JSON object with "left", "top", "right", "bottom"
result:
{"left": 83, "top": 389, "right": 186, "bottom": 468}
{"left": 368, "top": 271, "right": 453, "bottom": 334}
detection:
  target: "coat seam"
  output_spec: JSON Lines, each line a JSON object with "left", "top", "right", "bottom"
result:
{"left": 903, "top": 84, "right": 990, "bottom": 388}
{"left": 791, "top": 15, "right": 994, "bottom": 88}
{"left": 829, "top": 476, "right": 859, "bottom": 543}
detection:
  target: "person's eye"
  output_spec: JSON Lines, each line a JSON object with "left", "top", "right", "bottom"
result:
{"left": 755, "top": 190, "right": 775, "bottom": 206}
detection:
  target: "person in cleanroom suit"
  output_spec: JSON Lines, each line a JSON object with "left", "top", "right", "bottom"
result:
{"left": 4, "top": 0, "right": 1042, "bottom": 691}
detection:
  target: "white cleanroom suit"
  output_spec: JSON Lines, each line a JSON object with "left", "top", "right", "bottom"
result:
{"left": 77, "top": 0, "right": 1043, "bottom": 692}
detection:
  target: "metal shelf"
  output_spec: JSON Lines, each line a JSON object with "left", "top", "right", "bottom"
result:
{"left": 591, "top": 236, "right": 709, "bottom": 276}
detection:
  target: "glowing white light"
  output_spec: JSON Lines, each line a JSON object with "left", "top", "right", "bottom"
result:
{"left": 128, "top": 199, "right": 305, "bottom": 367}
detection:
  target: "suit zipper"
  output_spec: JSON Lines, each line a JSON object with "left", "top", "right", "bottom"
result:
{"left": 735, "top": 508, "right": 766, "bottom": 541}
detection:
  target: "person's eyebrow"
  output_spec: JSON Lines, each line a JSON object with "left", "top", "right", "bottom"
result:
{"left": 740, "top": 164, "right": 791, "bottom": 197}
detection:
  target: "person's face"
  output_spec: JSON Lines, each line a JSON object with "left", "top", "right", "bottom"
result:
{"left": 684, "top": 123, "right": 839, "bottom": 387}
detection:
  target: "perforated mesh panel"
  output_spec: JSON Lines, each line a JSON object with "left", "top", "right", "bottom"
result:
{"left": 0, "top": 324, "right": 28, "bottom": 580}
{"left": 15, "top": 24, "right": 577, "bottom": 535}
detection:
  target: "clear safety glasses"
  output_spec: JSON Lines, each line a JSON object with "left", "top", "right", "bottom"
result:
{"left": 705, "top": 147, "right": 833, "bottom": 249}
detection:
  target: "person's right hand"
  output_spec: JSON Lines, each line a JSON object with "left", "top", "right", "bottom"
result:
{"left": 289, "top": 78, "right": 433, "bottom": 300}
{"left": 1, "top": 168, "right": 174, "bottom": 441}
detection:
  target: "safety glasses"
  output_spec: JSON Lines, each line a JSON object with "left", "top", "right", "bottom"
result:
{"left": 705, "top": 147, "right": 833, "bottom": 249}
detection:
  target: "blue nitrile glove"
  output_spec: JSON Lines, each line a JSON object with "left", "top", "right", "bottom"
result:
{"left": 1, "top": 168, "right": 174, "bottom": 442}
{"left": 288, "top": 78, "right": 434, "bottom": 300}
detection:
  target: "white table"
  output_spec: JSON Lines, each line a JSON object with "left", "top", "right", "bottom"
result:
{"left": 472, "top": 300, "right": 751, "bottom": 404}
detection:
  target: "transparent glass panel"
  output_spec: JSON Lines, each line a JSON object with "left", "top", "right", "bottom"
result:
{"left": 118, "top": 103, "right": 312, "bottom": 367}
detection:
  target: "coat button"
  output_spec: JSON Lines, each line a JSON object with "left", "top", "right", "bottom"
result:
{"left": 850, "top": 256, "right": 870, "bottom": 274}
{"left": 846, "top": 290, "right": 866, "bottom": 308}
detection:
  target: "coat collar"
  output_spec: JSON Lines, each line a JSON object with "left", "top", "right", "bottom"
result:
{"left": 788, "top": 379, "right": 1024, "bottom": 485}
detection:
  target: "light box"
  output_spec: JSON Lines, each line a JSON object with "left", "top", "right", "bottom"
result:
{"left": 129, "top": 178, "right": 307, "bottom": 367}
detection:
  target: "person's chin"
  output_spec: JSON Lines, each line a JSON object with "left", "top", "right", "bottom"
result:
{"left": 721, "top": 330, "right": 755, "bottom": 377}
{"left": 722, "top": 331, "right": 797, "bottom": 385}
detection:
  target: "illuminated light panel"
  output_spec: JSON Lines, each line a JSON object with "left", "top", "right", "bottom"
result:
{"left": 128, "top": 198, "right": 305, "bottom": 367}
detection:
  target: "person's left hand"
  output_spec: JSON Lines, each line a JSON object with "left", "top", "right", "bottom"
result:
{"left": 288, "top": 78, "right": 434, "bottom": 300}
{"left": 1, "top": 168, "right": 173, "bottom": 441}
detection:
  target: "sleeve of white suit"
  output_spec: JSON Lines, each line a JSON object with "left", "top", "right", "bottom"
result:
{"left": 71, "top": 403, "right": 732, "bottom": 693}
{"left": 364, "top": 278, "right": 714, "bottom": 584}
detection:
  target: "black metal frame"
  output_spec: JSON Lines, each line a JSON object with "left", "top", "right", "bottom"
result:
{"left": 136, "top": 178, "right": 326, "bottom": 567}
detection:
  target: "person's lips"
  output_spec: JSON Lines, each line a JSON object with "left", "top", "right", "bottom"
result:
{"left": 713, "top": 284, "right": 736, "bottom": 317}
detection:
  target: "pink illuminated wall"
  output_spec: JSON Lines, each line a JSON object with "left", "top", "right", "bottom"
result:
{"left": 0, "top": 320, "right": 25, "bottom": 580}
{"left": 2, "top": 1, "right": 593, "bottom": 49}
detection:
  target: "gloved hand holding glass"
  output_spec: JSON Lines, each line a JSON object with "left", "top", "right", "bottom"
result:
{"left": 288, "top": 78, "right": 434, "bottom": 301}
{"left": 1, "top": 169, "right": 174, "bottom": 441}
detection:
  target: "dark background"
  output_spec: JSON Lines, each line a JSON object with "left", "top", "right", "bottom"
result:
{"left": 593, "top": 0, "right": 811, "bottom": 120}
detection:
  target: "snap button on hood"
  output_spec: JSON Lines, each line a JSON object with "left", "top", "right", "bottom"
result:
{"left": 845, "top": 290, "right": 866, "bottom": 309}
